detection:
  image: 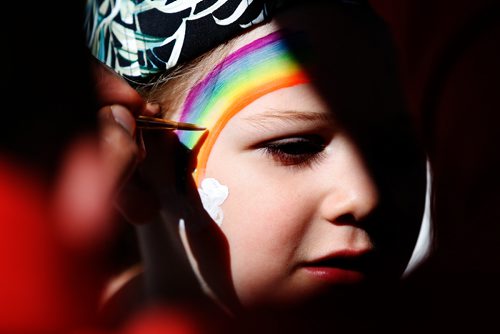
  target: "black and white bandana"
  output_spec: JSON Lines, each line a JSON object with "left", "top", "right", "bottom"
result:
{"left": 84, "top": 0, "right": 364, "bottom": 84}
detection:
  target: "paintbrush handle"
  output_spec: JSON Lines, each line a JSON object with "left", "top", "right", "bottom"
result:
{"left": 136, "top": 115, "right": 206, "bottom": 131}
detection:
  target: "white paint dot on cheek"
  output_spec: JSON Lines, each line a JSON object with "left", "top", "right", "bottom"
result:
{"left": 197, "top": 177, "right": 229, "bottom": 226}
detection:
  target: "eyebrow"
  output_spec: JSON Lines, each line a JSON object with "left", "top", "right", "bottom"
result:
{"left": 242, "top": 109, "right": 334, "bottom": 129}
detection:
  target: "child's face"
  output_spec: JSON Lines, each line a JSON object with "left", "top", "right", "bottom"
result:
{"left": 174, "top": 4, "right": 426, "bottom": 308}
{"left": 205, "top": 83, "right": 380, "bottom": 306}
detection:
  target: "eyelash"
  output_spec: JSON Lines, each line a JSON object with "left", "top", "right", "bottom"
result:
{"left": 260, "top": 135, "right": 327, "bottom": 168}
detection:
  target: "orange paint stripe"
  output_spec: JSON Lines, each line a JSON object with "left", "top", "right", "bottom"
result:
{"left": 193, "top": 72, "right": 310, "bottom": 185}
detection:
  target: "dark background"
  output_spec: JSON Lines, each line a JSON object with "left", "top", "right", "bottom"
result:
{"left": 1, "top": 0, "right": 499, "bottom": 332}
{"left": 370, "top": 0, "right": 500, "bottom": 332}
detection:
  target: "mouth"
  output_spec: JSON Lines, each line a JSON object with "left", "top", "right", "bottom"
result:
{"left": 300, "top": 250, "right": 374, "bottom": 284}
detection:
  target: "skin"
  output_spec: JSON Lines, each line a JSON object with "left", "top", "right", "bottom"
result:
{"left": 204, "top": 84, "right": 378, "bottom": 306}
{"left": 92, "top": 3, "right": 425, "bottom": 315}
{"left": 167, "top": 5, "right": 426, "bottom": 307}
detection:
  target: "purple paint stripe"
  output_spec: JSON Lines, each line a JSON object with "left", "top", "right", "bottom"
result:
{"left": 181, "top": 30, "right": 284, "bottom": 121}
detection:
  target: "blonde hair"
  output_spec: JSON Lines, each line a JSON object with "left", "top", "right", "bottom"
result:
{"left": 136, "top": 39, "right": 238, "bottom": 119}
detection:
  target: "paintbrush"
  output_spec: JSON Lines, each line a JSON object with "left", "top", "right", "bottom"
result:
{"left": 136, "top": 115, "right": 206, "bottom": 131}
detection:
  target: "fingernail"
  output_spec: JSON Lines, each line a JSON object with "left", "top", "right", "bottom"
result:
{"left": 110, "top": 105, "right": 135, "bottom": 136}
{"left": 144, "top": 102, "right": 161, "bottom": 116}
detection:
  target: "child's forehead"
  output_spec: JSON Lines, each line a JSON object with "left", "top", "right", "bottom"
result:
{"left": 233, "top": 84, "right": 332, "bottom": 120}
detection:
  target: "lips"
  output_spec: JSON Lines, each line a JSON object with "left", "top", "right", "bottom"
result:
{"left": 301, "top": 249, "right": 374, "bottom": 284}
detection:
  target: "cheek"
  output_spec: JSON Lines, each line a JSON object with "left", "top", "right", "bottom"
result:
{"left": 203, "top": 137, "right": 320, "bottom": 303}
{"left": 214, "top": 166, "right": 319, "bottom": 304}
{"left": 205, "top": 152, "right": 316, "bottom": 277}
{"left": 208, "top": 155, "right": 311, "bottom": 243}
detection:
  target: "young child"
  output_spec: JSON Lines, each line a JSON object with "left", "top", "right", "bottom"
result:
{"left": 85, "top": 0, "right": 427, "bottom": 324}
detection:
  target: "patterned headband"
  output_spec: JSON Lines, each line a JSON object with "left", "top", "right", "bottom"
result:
{"left": 84, "top": 0, "right": 365, "bottom": 84}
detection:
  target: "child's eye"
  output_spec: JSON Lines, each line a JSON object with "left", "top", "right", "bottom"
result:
{"left": 260, "top": 135, "right": 327, "bottom": 168}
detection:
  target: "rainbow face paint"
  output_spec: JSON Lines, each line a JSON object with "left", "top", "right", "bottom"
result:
{"left": 177, "top": 30, "right": 311, "bottom": 183}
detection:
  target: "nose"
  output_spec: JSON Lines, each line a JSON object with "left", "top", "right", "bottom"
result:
{"left": 318, "top": 136, "right": 379, "bottom": 224}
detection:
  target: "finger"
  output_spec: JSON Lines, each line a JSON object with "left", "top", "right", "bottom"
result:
{"left": 143, "top": 102, "right": 161, "bottom": 117}
{"left": 98, "top": 105, "right": 140, "bottom": 192}
{"left": 98, "top": 105, "right": 166, "bottom": 225}
{"left": 90, "top": 57, "right": 146, "bottom": 114}
{"left": 53, "top": 103, "right": 141, "bottom": 251}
